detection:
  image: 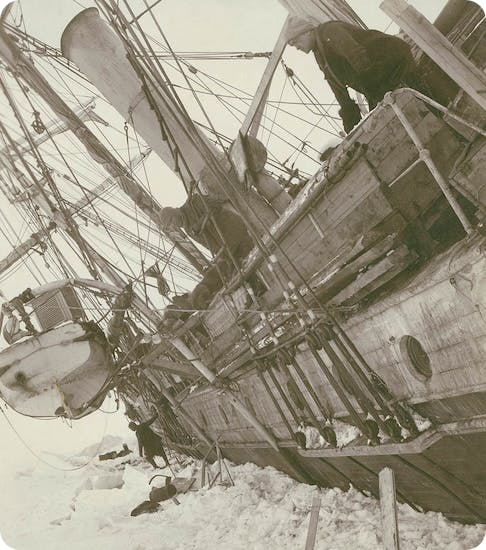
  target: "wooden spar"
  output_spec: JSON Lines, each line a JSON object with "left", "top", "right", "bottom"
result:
{"left": 65, "top": 150, "right": 149, "bottom": 212}
{"left": 304, "top": 495, "right": 322, "bottom": 550}
{"left": 170, "top": 338, "right": 217, "bottom": 383}
{"left": 28, "top": 278, "right": 122, "bottom": 299}
{"left": 0, "top": 21, "right": 207, "bottom": 274}
{"left": 144, "top": 358, "right": 199, "bottom": 379}
{"left": 0, "top": 97, "right": 105, "bottom": 160}
{"left": 248, "top": 85, "right": 270, "bottom": 139}
{"left": 61, "top": 8, "right": 215, "bottom": 190}
{"left": 240, "top": 16, "right": 290, "bottom": 137}
{"left": 62, "top": 5, "right": 280, "bottom": 229}
{"left": 380, "top": 0, "right": 486, "bottom": 111}
{"left": 0, "top": 224, "right": 55, "bottom": 276}
{"left": 242, "top": 0, "right": 370, "bottom": 137}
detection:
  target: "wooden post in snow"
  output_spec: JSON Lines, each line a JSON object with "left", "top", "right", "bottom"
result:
{"left": 380, "top": 0, "right": 486, "bottom": 111}
{"left": 379, "top": 467, "right": 400, "bottom": 550}
{"left": 200, "top": 458, "right": 207, "bottom": 488}
{"left": 304, "top": 494, "right": 321, "bottom": 550}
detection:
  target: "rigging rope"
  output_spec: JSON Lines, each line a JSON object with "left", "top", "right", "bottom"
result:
{"left": 0, "top": 404, "right": 109, "bottom": 472}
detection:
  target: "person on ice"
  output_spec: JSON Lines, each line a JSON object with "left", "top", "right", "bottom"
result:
{"left": 128, "top": 415, "right": 169, "bottom": 469}
{"left": 286, "top": 17, "right": 424, "bottom": 133}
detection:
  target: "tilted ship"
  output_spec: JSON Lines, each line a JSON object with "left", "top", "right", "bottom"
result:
{"left": 0, "top": 0, "right": 486, "bottom": 523}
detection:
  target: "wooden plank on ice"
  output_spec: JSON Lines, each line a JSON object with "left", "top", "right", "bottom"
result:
{"left": 304, "top": 494, "right": 321, "bottom": 550}
{"left": 379, "top": 467, "right": 400, "bottom": 550}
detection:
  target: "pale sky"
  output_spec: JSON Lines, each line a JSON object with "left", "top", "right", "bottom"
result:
{"left": 0, "top": 0, "right": 483, "bottom": 479}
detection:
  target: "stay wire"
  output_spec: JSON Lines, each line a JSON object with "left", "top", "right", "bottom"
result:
{"left": 0, "top": 405, "right": 109, "bottom": 472}
{"left": 22, "top": 72, "right": 143, "bottom": 281}
{"left": 7, "top": 71, "right": 101, "bottom": 279}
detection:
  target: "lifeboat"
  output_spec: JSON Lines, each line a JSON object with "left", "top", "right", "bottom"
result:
{"left": 0, "top": 320, "right": 113, "bottom": 419}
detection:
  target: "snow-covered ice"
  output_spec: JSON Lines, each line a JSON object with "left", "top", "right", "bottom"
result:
{"left": 0, "top": 435, "right": 484, "bottom": 550}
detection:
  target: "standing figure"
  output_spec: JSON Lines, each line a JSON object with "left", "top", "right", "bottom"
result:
{"left": 287, "top": 18, "right": 424, "bottom": 132}
{"left": 159, "top": 194, "right": 254, "bottom": 309}
{"left": 158, "top": 194, "right": 253, "bottom": 261}
{"left": 128, "top": 414, "right": 169, "bottom": 469}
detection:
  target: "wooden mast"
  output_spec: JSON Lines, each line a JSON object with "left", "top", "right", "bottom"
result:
{"left": 0, "top": 8, "right": 285, "bottom": 451}
{"left": 0, "top": 16, "right": 208, "bottom": 274}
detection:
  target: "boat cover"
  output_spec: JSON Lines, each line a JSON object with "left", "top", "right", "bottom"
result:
{"left": 0, "top": 321, "right": 112, "bottom": 418}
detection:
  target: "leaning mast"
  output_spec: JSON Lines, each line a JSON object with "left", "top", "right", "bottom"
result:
{"left": 0, "top": 9, "right": 208, "bottom": 275}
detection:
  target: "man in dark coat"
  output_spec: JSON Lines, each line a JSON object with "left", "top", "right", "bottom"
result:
{"left": 128, "top": 415, "right": 169, "bottom": 469}
{"left": 159, "top": 194, "right": 253, "bottom": 261}
{"left": 159, "top": 194, "right": 254, "bottom": 309}
{"left": 287, "top": 18, "right": 423, "bottom": 132}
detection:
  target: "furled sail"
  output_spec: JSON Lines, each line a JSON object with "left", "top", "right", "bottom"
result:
{"left": 61, "top": 8, "right": 215, "bottom": 191}
{"left": 60, "top": 8, "right": 279, "bottom": 226}
{"left": 0, "top": 321, "right": 113, "bottom": 418}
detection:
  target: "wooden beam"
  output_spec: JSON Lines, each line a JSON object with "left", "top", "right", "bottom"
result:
{"left": 240, "top": 16, "right": 290, "bottom": 136}
{"left": 379, "top": 467, "right": 400, "bottom": 550}
{"left": 304, "top": 495, "right": 321, "bottom": 550}
{"left": 144, "top": 358, "right": 199, "bottom": 379}
{"left": 200, "top": 458, "right": 207, "bottom": 488}
{"left": 248, "top": 85, "right": 270, "bottom": 139}
{"left": 380, "top": 0, "right": 486, "bottom": 111}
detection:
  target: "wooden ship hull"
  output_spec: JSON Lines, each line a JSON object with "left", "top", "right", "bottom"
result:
{"left": 100, "top": 2, "right": 486, "bottom": 524}
{"left": 2, "top": 0, "right": 486, "bottom": 526}
{"left": 132, "top": 88, "right": 486, "bottom": 523}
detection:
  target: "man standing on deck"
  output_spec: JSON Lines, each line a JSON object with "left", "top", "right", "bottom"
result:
{"left": 286, "top": 18, "right": 424, "bottom": 133}
{"left": 128, "top": 414, "right": 169, "bottom": 469}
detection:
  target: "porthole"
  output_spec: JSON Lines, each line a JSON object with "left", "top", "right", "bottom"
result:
{"left": 399, "top": 335, "right": 432, "bottom": 380}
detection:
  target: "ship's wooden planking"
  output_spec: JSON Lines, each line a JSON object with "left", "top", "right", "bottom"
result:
{"left": 135, "top": 6, "right": 486, "bottom": 523}
{"left": 139, "top": 97, "right": 486, "bottom": 522}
